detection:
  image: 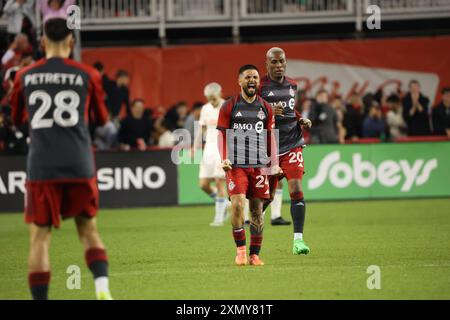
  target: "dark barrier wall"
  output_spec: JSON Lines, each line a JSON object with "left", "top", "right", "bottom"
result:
{"left": 0, "top": 150, "right": 178, "bottom": 212}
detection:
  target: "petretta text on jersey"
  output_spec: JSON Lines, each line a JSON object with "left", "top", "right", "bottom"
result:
{"left": 24, "top": 73, "right": 84, "bottom": 87}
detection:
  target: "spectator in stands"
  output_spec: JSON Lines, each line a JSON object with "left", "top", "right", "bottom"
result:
{"left": 0, "top": 107, "right": 8, "bottom": 151}
{"left": 343, "top": 93, "right": 363, "bottom": 141}
{"left": 1, "top": 33, "right": 33, "bottom": 69}
{"left": 309, "top": 89, "right": 339, "bottom": 144}
{"left": 38, "top": 0, "right": 75, "bottom": 22}
{"left": 92, "top": 61, "right": 114, "bottom": 106}
{"left": 94, "top": 115, "right": 119, "bottom": 151}
{"left": 118, "top": 99, "right": 153, "bottom": 151}
{"left": 362, "top": 102, "right": 386, "bottom": 139}
{"left": 402, "top": 79, "right": 431, "bottom": 136}
{"left": 0, "top": 104, "right": 28, "bottom": 154}
{"left": 183, "top": 102, "right": 203, "bottom": 145}
{"left": 432, "top": 87, "right": 450, "bottom": 137}
{"left": 331, "top": 96, "right": 346, "bottom": 144}
{"left": 151, "top": 105, "right": 167, "bottom": 143}
{"left": 300, "top": 98, "right": 311, "bottom": 119}
{"left": 104, "top": 70, "right": 130, "bottom": 121}
{"left": 164, "top": 101, "right": 188, "bottom": 131}
{"left": 2, "top": 0, "right": 36, "bottom": 47}
{"left": 3, "top": 52, "right": 33, "bottom": 96}
{"left": 362, "top": 92, "right": 375, "bottom": 117}
{"left": 158, "top": 119, "right": 175, "bottom": 148}
{"left": 386, "top": 94, "right": 406, "bottom": 140}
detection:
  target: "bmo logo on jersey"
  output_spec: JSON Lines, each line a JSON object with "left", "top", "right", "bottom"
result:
{"left": 233, "top": 121, "right": 264, "bottom": 133}
{"left": 269, "top": 99, "right": 295, "bottom": 110}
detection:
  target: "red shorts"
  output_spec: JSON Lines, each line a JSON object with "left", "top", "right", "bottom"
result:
{"left": 269, "top": 146, "right": 305, "bottom": 194}
{"left": 226, "top": 167, "right": 270, "bottom": 199}
{"left": 25, "top": 178, "right": 99, "bottom": 228}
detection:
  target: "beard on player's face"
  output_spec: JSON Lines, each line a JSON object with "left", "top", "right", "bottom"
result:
{"left": 243, "top": 83, "right": 258, "bottom": 97}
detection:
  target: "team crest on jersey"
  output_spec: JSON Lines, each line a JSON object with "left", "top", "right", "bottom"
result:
{"left": 257, "top": 108, "right": 266, "bottom": 120}
{"left": 228, "top": 181, "right": 236, "bottom": 191}
{"left": 289, "top": 86, "right": 296, "bottom": 97}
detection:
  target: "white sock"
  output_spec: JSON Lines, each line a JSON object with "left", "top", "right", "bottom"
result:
{"left": 94, "top": 276, "right": 109, "bottom": 294}
{"left": 215, "top": 197, "right": 226, "bottom": 223}
{"left": 244, "top": 199, "right": 249, "bottom": 221}
{"left": 271, "top": 189, "right": 283, "bottom": 220}
{"left": 294, "top": 233, "right": 303, "bottom": 241}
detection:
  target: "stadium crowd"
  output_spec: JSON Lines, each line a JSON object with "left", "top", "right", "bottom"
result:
{"left": 2, "top": 55, "right": 450, "bottom": 154}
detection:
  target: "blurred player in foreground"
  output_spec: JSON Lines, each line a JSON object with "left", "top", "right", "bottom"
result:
{"left": 10, "top": 18, "right": 112, "bottom": 300}
{"left": 259, "top": 47, "right": 312, "bottom": 255}
{"left": 193, "top": 82, "right": 228, "bottom": 226}
{"left": 217, "top": 64, "right": 282, "bottom": 266}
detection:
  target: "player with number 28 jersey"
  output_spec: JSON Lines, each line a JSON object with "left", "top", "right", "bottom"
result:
{"left": 10, "top": 18, "right": 111, "bottom": 301}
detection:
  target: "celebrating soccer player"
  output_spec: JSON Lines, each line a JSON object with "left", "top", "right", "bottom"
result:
{"left": 217, "top": 64, "right": 282, "bottom": 266}
{"left": 10, "top": 18, "right": 112, "bottom": 300}
{"left": 259, "top": 47, "right": 312, "bottom": 255}
{"left": 193, "top": 82, "right": 228, "bottom": 226}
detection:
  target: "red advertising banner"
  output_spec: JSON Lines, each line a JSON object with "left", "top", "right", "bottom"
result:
{"left": 82, "top": 36, "right": 450, "bottom": 110}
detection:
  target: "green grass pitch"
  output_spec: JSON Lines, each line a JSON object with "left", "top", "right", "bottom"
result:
{"left": 0, "top": 198, "right": 449, "bottom": 300}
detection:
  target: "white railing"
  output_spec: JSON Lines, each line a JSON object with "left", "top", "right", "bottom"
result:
{"left": 243, "top": 0, "right": 353, "bottom": 17}
{"left": 167, "top": 0, "right": 231, "bottom": 21}
{"left": 79, "top": 0, "right": 158, "bottom": 24}
{"left": 363, "top": 0, "right": 450, "bottom": 21}
{"left": 366, "top": 0, "right": 450, "bottom": 12}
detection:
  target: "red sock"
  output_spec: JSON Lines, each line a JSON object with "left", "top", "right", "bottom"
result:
{"left": 250, "top": 235, "right": 263, "bottom": 256}
{"left": 28, "top": 271, "right": 50, "bottom": 300}
{"left": 232, "top": 227, "right": 246, "bottom": 247}
{"left": 85, "top": 248, "right": 108, "bottom": 278}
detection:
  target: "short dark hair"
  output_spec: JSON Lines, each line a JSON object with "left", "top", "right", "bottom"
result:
{"left": 387, "top": 93, "right": 400, "bottom": 104}
{"left": 44, "top": 18, "right": 72, "bottom": 42}
{"left": 409, "top": 79, "right": 420, "bottom": 87}
{"left": 238, "top": 64, "right": 259, "bottom": 75}
{"left": 177, "top": 101, "right": 188, "bottom": 108}
{"left": 316, "top": 89, "right": 328, "bottom": 96}
{"left": 441, "top": 87, "right": 450, "bottom": 95}
{"left": 116, "top": 70, "right": 129, "bottom": 78}
{"left": 93, "top": 61, "right": 104, "bottom": 72}
{"left": 192, "top": 102, "right": 203, "bottom": 110}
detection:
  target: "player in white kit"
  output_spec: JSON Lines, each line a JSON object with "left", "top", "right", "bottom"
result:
{"left": 194, "top": 83, "right": 228, "bottom": 226}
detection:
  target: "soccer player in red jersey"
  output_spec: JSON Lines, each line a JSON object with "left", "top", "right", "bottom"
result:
{"left": 217, "top": 64, "right": 282, "bottom": 266}
{"left": 259, "top": 47, "right": 312, "bottom": 255}
{"left": 10, "top": 18, "right": 112, "bottom": 300}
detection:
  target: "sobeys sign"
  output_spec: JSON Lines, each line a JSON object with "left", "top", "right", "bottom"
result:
{"left": 303, "top": 142, "right": 450, "bottom": 200}
{"left": 177, "top": 141, "right": 450, "bottom": 204}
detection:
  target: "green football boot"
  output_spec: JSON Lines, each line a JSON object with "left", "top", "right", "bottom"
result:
{"left": 96, "top": 291, "right": 113, "bottom": 300}
{"left": 293, "top": 239, "right": 310, "bottom": 255}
